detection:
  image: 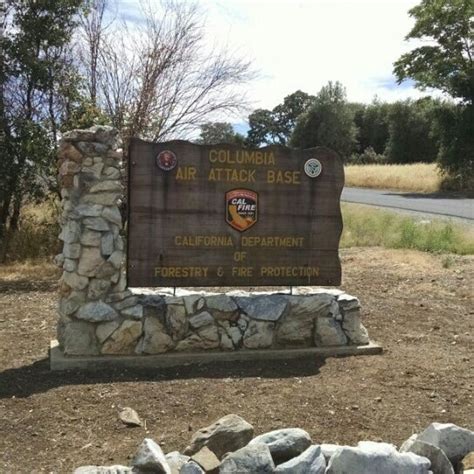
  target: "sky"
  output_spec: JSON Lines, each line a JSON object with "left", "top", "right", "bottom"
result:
{"left": 117, "top": 0, "right": 436, "bottom": 128}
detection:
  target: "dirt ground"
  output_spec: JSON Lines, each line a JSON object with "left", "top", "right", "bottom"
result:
{"left": 0, "top": 247, "right": 473, "bottom": 473}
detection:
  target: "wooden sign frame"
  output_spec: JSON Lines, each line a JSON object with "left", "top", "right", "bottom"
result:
{"left": 127, "top": 139, "right": 344, "bottom": 287}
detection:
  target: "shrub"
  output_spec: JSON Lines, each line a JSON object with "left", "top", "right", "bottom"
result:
{"left": 348, "top": 147, "right": 387, "bottom": 165}
{"left": 1, "top": 199, "right": 61, "bottom": 262}
{"left": 384, "top": 99, "right": 440, "bottom": 164}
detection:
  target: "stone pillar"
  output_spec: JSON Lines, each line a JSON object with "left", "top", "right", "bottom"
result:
{"left": 56, "top": 126, "right": 143, "bottom": 355}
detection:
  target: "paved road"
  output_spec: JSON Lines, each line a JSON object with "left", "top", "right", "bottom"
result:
{"left": 342, "top": 187, "right": 474, "bottom": 222}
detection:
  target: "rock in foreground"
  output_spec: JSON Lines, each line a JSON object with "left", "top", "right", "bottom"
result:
{"left": 184, "top": 414, "right": 254, "bottom": 459}
{"left": 275, "top": 445, "right": 326, "bottom": 473}
{"left": 400, "top": 435, "right": 454, "bottom": 474}
{"left": 131, "top": 438, "right": 170, "bottom": 473}
{"left": 165, "top": 451, "right": 189, "bottom": 474}
{"left": 220, "top": 443, "right": 275, "bottom": 473}
{"left": 417, "top": 423, "right": 474, "bottom": 466}
{"left": 326, "top": 441, "right": 431, "bottom": 474}
{"left": 74, "top": 466, "right": 132, "bottom": 474}
{"left": 248, "top": 427, "right": 312, "bottom": 464}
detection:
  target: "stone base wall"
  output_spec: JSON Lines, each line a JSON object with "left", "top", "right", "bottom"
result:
{"left": 55, "top": 126, "right": 370, "bottom": 358}
{"left": 59, "top": 288, "right": 369, "bottom": 356}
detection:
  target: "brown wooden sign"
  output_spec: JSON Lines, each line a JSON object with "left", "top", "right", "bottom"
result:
{"left": 127, "top": 139, "right": 344, "bottom": 287}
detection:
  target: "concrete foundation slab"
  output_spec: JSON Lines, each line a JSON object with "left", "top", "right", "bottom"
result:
{"left": 49, "top": 339, "right": 382, "bottom": 371}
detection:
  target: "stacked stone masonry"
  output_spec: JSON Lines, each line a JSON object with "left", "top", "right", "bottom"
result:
{"left": 56, "top": 126, "right": 370, "bottom": 357}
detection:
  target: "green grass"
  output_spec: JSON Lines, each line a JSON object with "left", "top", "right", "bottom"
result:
{"left": 341, "top": 203, "right": 474, "bottom": 255}
{"left": 2, "top": 201, "right": 473, "bottom": 263}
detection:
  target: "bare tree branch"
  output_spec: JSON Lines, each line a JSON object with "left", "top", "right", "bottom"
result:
{"left": 76, "top": 0, "right": 255, "bottom": 143}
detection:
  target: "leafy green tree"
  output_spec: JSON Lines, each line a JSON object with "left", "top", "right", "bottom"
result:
{"left": 1, "top": 0, "right": 83, "bottom": 258}
{"left": 352, "top": 99, "right": 391, "bottom": 155}
{"left": 61, "top": 97, "right": 110, "bottom": 132}
{"left": 271, "top": 90, "right": 316, "bottom": 145}
{"left": 246, "top": 109, "right": 277, "bottom": 147}
{"left": 393, "top": 0, "right": 473, "bottom": 104}
{"left": 384, "top": 98, "right": 440, "bottom": 163}
{"left": 246, "top": 90, "right": 315, "bottom": 146}
{"left": 435, "top": 104, "right": 474, "bottom": 189}
{"left": 290, "top": 82, "right": 357, "bottom": 159}
{"left": 197, "top": 122, "right": 245, "bottom": 145}
{"left": 394, "top": 0, "right": 473, "bottom": 190}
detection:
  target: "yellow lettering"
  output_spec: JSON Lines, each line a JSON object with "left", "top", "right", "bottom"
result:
{"left": 175, "top": 166, "right": 197, "bottom": 180}
{"left": 188, "top": 167, "right": 197, "bottom": 180}
{"left": 176, "top": 167, "right": 184, "bottom": 180}
{"left": 232, "top": 266, "right": 253, "bottom": 277}
{"left": 208, "top": 149, "right": 276, "bottom": 166}
{"left": 208, "top": 168, "right": 257, "bottom": 183}
{"left": 287, "top": 170, "right": 300, "bottom": 184}
{"left": 154, "top": 267, "right": 210, "bottom": 278}
{"left": 266, "top": 169, "right": 300, "bottom": 185}
{"left": 173, "top": 235, "right": 234, "bottom": 247}
{"left": 219, "top": 150, "right": 228, "bottom": 163}
{"left": 259, "top": 266, "right": 320, "bottom": 277}
{"left": 245, "top": 151, "right": 255, "bottom": 163}
{"left": 241, "top": 236, "right": 304, "bottom": 248}
{"left": 233, "top": 251, "right": 247, "bottom": 262}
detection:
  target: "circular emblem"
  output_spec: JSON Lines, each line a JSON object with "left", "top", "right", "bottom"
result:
{"left": 156, "top": 150, "right": 177, "bottom": 171}
{"left": 304, "top": 158, "right": 322, "bottom": 178}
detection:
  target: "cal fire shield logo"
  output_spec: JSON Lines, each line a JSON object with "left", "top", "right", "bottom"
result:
{"left": 226, "top": 189, "right": 258, "bottom": 232}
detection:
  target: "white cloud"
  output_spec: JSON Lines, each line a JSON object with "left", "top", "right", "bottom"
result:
{"left": 115, "top": 0, "right": 441, "bottom": 124}
{"left": 200, "top": 0, "right": 435, "bottom": 111}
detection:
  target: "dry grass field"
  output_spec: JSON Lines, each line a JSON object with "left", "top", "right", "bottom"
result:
{"left": 0, "top": 260, "right": 59, "bottom": 281}
{"left": 345, "top": 163, "right": 442, "bottom": 193}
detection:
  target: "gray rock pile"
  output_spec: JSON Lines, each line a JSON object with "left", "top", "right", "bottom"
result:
{"left": 73, "top": 416, "right": 474, "bottom": 473}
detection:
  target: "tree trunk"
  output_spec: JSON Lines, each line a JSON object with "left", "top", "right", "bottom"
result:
{"left": 0, "top": 194, "right": 12, "bottom": 262}
{"left": 9, "top": 193, "right": 22, "bottom": 232}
